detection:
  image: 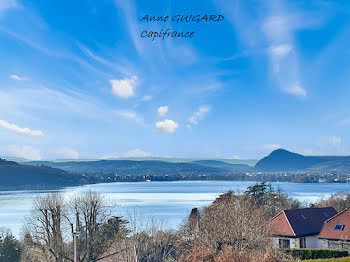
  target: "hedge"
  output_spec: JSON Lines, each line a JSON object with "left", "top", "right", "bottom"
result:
{"left": 283, "top": 249, "right": 348, "bottom": 260}
{"left": 304, "top": 257, "right": 350, "bottom": 262}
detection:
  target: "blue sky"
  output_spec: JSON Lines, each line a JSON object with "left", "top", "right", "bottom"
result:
{"left": 1, "top": 0, "right": 350, "bottom": 160}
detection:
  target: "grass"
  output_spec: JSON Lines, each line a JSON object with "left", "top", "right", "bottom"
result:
{"left": 304, "top": 257, "right": 350, "bottom": 262}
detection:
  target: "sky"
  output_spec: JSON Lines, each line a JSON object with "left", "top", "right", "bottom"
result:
{"left": 1, "top": 0, "right": 350, "bottom": 160}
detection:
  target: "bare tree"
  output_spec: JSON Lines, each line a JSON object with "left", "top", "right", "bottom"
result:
{"left": 108, "top": 211, "right": 179, "bottom": 262}
{"left": 23, "top": 191, "right": 125, "bottom": 262}
{"left": 316, "top": 191, "right": 350, "bottom": 212}
{"left": 67, "top": 191, "right": 120, "bottom": 262}
{"left": 199, "top": 192, "right": 270, "bottom": 252}
{"left": 24, "top": 193, "right": 70, "bottom": 262}
{"left": 179, "top": 191, "right": 290, "bottom": 262}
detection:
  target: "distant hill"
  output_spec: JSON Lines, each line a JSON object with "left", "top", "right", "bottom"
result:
{"left": 255, "top": 149, "right": 350, "bottom": 172}
{"left": 0, "top": 158, "right": 82, "bottom": 188}
{"left": 26, "top": 160, "right": 233, "bottom": 175}
{"left": 0, "top": 156, "right": 29, "bottom": 162}
{"left": 22, "top": 157, "right": 258, "bottom": 166}
{"left": 191, "top": 160, "right": 252, "bottom": 172}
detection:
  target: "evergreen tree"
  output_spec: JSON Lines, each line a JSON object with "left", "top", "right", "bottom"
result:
{"left": 0, "top": 233, "right": 20, "bottom": 262}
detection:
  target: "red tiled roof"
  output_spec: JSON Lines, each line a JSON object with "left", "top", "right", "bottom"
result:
{"left": 268, "top": 207, "right": 337, "bottom": 237}
{"left": 319, "top": 208, "right": 350, "bottom": 241}
{"left": 268, "top": 211, "right": 295, "bottom": 237}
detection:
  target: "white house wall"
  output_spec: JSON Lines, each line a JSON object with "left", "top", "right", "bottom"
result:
{"left": 305, "top": 235, "right": 321, "bottom": 249}
{"left": 272, "top": 236, "right": 322, "bottom": 249}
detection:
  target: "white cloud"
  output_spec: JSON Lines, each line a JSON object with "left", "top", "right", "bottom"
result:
{"left": 123, "top": 148, "right": 152, "bottom": 157}
{"left": 262, "top": 13, "right": 306, "bottom": 98}
{"left": 284, "top": 83, "right": 307, "bottom": 98}
{"left": 141, "top": 95, "right": 152, "bottom": 101}
{"left": 337, "top": 118, "right": 350, "bottom": 127}
{"left": 0, "top": 0, "right": 18, "bottom": 15}
{"left": 269, "top": 44, "right": 293, "bottom": 57}
{"left": 232, "top": 155, "right": 240, "bottom": 160}
{"left": 0, "top": 120, "right": 43, "bottom": 136}
{"left": 155, "top": 119, "right": 179, "bottom": 133}
{"left": 115, "top": 110, "right": 143, "bottom": 123}
{"left": 262, "top": 16, "right": 290, "bottom": 43}
{"left": 4, "top": 145, "right": 41, "bottom": 160}
{"left": 310, "top": 136, "right": 344, "bottom": 155}
{"left": 269, "top": 44, "right": 293, "bottom": 73}
{"left": 9, "top": 74, "right": 26, "bottom": 81}
{"left": 188, "top": 105, "right": 211, "bottom": 125}
{"left": 53, "top": 147, "right": 79, "bottom": 159}
{"left": 261, "top": 144, "right": 282, "bottom": 151}
{"left": 157, "top": 106, "right": 168, "bottom": 117}
{"left": 110, "top": 76, "right": 137, "bottom": 99}
{"left": 328, "top": 136, "right": 342, "bottom": 147}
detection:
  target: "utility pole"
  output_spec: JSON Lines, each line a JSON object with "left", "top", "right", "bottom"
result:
{"left": 73, "top": 231, "right": 81, "bottom": 262}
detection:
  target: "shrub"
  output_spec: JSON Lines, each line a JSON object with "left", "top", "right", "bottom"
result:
{"left": 284, "top": 248, "right": 348, "bottom": 260}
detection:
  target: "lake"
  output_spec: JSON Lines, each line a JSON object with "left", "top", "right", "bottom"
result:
{"left": 1, "top": 180, "right": 350, "bottom": 237}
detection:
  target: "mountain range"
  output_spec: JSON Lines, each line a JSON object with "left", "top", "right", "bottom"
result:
{"left": 2, "top": 148, "right": 350, "bottom": 188}
{"left": 25, "top": 159, "right": 252, "bottom": 175}
{"left": 24, "top": 149, "right": 350, "bottom": 174}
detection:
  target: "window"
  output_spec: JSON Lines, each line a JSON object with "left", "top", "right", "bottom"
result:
{"left": 279, "top": 239, "right": 290, "bottom": 248}
{"left": 301, "top": 214, "right": 306, "bottom": 220}
{"left": 323, "top": 212, "right": 329, "bottom": 218}
{"left": 300, "top": 237, "right": 306, "bottom": 248}
{"left": 334, "top": 224, "right": 345, "bottom": 230}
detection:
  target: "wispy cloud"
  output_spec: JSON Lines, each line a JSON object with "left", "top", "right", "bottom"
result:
{"left": 123, "top": 148, "right": 151, "bottom": 157}
{"left": 0, "top": 85, "right": 115, "bottom": 124}
{"left": 52, "top": 147, "right": 79, "bottom": 159}
{"left": 285, "top": 83, "right": 307, "bottom": 97}
{"left": 157, "top": 106, "right": 168, "bottom": 117}
{"left": 215, "top": 0, "right": 308, "bottom": 98}
{"left": 9, "top": 74, "right": 26, "bottom": 81}
{"left": 0, "top": 26, "right": 60, "bottom": 57}
{"left": 261, "top": 144, "right": 282, "bottom": 151}
{"left": 188, "top": 105, "right": 211, "bottom": 125}
{"left": 100, "top": 148, "right": 152, "bottom": 159}
{"left": 3, "top": 145, "right": 42, "bottom": 160}
{"left": 0, "top": 0, "right": 19, "bottom": 16}
{"left": 77, "top": 43, "right": 132, "bottom": 76}
{"left": 262, "top": 13, "right": 307, "bottom": 98}
{"left": 336, "top": 118, "right": 350, "bottom": 127}
{"left": 0, "top": 27, "right": 113, "bottom": 79}
{"left": 305, "top": 136, "right": 345, "bottom": 155}
{"left": 0, "top": 119, "right": 43, "bottom": 136}
{"left": 110, "top": 76, "right": 138, "bottom": 99}
{"left": 115, "top": 109, "right": 143, "bottom": 123}
{"left": 155, "top": 119, "right": 179, "bottom": 133}
{"left": 141, "top": 95, "right": 152, "bottom": 101}
{"left": 268, "top": 44, "right": 293, "bottom": 72}
{"left": 114, "top": 0, "right": 143, "bottom": 56}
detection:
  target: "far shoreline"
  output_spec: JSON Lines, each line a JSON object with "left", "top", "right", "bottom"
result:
{"left": 0, "top": 178, "right": 349, "bottom": 192}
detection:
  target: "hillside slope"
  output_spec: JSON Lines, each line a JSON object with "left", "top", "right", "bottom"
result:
{"left": 191, "top": 160, "right": 252, "bottom": 172}
{"left": 0, "top": 158, "right": 81, "bottom": 188}
{"left": 26, "top": 160, "right": 231, "bottom": 175}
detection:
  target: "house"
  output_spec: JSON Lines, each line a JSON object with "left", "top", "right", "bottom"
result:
{"left": 319, "top": 208, "right": 350, "bottom": 250}
{"left": 268, "top": 207, "right": 337, "bottom": 249}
